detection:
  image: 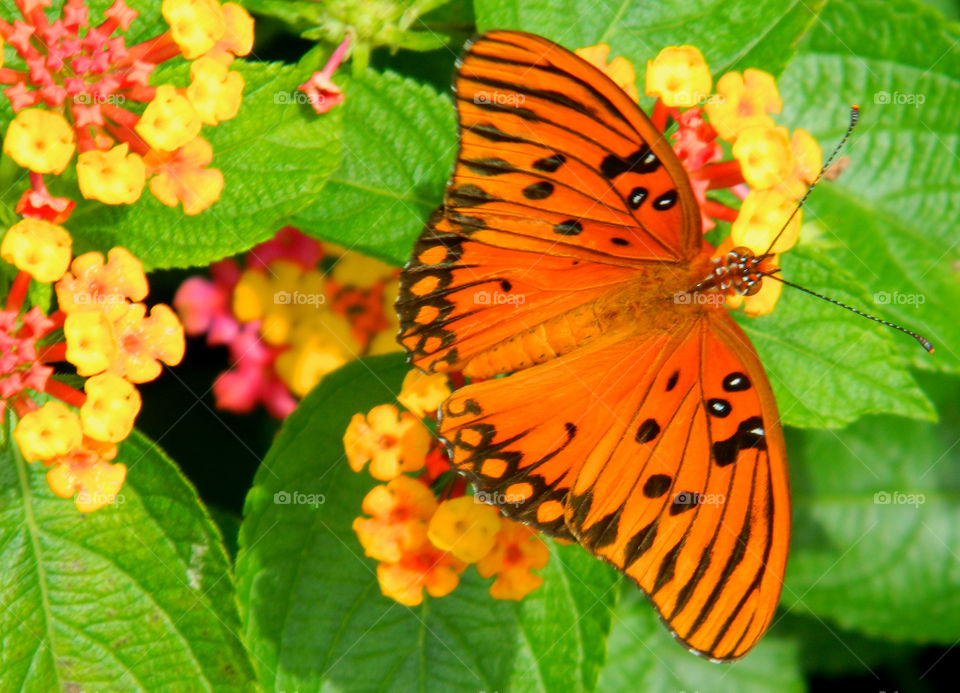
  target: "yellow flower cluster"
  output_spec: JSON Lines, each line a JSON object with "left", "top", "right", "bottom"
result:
{"left": 1, "top": 218, "right": 184, "bottom": 511}
{"left": 581, "top": 43, "right": 823, "bottom": 316}
{"left": 345, "top": 371, "right": 550, "bottom": 605}
{"left": 0, "top": 0, "right": 253, "bottom": 217}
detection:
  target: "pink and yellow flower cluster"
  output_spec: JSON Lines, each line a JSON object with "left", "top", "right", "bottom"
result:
{"left": 580, "top": 44, "right": 823, "bottom": 315}
{"left": 344, "top": 371, "right": 550, "bottom": 606}
{"left": 1, "top": 0, "right": 254, "bottom": 219}
{"left": 1, "top": 217, "right": 184, "bottom": 511}
{"left": 174, "top": 228, "right": 403, "bottom": 418}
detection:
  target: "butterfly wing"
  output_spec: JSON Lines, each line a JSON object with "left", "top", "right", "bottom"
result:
{"left": 439, "top": 310, "right": 789, "bottom": 659}
{"left": 451, "top": 30, "right": 702, "bottom": 262}
{"left": 566, "top": 311, "right": 790, "bottom": 660}
{"left": 399, "top": 30, "right": 704, "bottom": 374}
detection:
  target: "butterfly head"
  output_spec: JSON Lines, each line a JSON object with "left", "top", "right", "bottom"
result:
{"left": 693, "top": 247, "right": 776, "bottom": 298}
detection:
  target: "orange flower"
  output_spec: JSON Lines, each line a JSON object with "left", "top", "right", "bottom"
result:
{"left": 476, "top": 518, "right": 550, "bottom": 600}
{"left": 575, "top": 44, "right": 639, "bottom": 101}
{"left": 344, "top": 404, "right": 431, "bottom": 480}
{"left": 353, "top": 475, "right": 437, "bottom": 563}
{"left": 376, "top": 542, "right": 466, "bottom": 606}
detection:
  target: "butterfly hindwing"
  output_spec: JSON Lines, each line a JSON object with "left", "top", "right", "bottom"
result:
{"left": 567, "top": 312, "right": 789, "bottom": 660}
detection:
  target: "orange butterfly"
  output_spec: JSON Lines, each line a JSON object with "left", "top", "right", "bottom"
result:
{"left": 397, "top": 30, "right": 790, "bottom": 661}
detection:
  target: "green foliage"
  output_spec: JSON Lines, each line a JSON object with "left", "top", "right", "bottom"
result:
{"left": 293, "top": 69, "right": 456, "bottom": 265}
{"left": 0, "top": 426, "right": 255, "bottom": 690}
{"left": 236, "top": 356, "right": 619, "bottom": 692}
{"left": 2, "top": 0, "right": 959, "bottom": 690}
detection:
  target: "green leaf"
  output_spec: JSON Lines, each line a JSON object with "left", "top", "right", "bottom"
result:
{"left": 293, "top": 69, "right": 457, "bottom": 266}
{"left": 0, "top": 428, "right": 255, "bottom": 690}
{"left": 777, "top": 0, "right": 960, "bottom": 373}
{"left": 473, "top": 0, "right": 824, "bottom": 78}
{"left": 65, "top": 58, "right": 343, "bottom": 271}
{"left": 597, "top": 589, "right": 804, "bottom": 693}
{"left": 783, "top": 372, "right": 960, "bottom": 643}
{"left": 236, "top": 354, "right": 619, "bottom": 692}
{"left": 736, "top": 244, "right": 935, "bottom": 428}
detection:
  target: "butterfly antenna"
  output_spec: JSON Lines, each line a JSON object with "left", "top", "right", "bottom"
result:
{"left": 764, "top": 270, "right": 934, "bottom": 353}
{"left": 761, "top": 105, "right": 860, "bottom": 258}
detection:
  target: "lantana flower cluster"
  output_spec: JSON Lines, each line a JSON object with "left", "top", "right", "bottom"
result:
{"left": 174, "top": 227, "right": 403, "bottom": 419}
{"left": 1, "top": 0, "right": 254, "bottom": 219}
{"left": 344, "top": 371, "right": 550, "bottom": 606}
{"left": 579, "top": 44, "right": 823, "bottom": 315}
{"left": 1, "top": 217, "right": 184, "bottom": 511}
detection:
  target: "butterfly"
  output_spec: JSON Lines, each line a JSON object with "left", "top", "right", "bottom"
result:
{"left": 396, "top": 30, "right": 790, "bottom": 661}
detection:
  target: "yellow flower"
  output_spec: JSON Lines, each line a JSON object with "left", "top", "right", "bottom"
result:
{"left": 55, "top": 247, "right": 149, "bottom": 319}
{"left": 65, "top": 310, "right": 117, "bottom": 376}
{"left": 162, "top": 0, "right": 226, "bottom": 60}
{"left": 732, "top": 126, "right": 794, "bottom": 190}
{"left": 146, "top": 137, "right": 223, "bottom": 214}
{"left": 232, "top": 268, "right": 272, "bottom": 323}
{"left": 187, "top": 56, "right": 245, "bottom": 125}
{"left": 726, "top": 276, "right": 783, "bottom": 317}
{"left": 45, "top": 440, "right": 126, "bottom": 512}
{"left": 3, "top": 109, "right": 76, "bottom": 174}
{"left": 575, "top": 44, "right": 639, "bottom": 101}
{"left": 427, "top": 497, "right": 501, "bottom": 563}
{"left": 13, "top": 402, "right": 83, "bottom": 463}
{"left": 331, "top": 253, "right": 397, "bottom": 289}
{"left": 398, "top": 369, "right": 450, "bottom": 418}
{"left": 77, "top": 144, "right": 147, "bottom": 205}
{"left": 777, "top": 128, "right": 822, "bottom": 200}
{"left": 476, "top": 518, "right": 550, "bottom": 600}
{"left": 274, "top": 314, "right": 357, "bottom": 396}
{"left": 136, "top": 85, "right": 202, "bottom": 152}
{"left": 705, "top": 69, "right": 782, "bottom": 142}
{"left": 1, "top": 218, "right": 72, "bottom": 282}
{"left": 108, "top": 303, "right": 186, "bottom": 383}
{"left": 731, "top": 188, "right": 801, "bottom": 254}
{"left": 645, "top": 45, "right": 712, "bottom": 108}
{"left": 343, "top": 404, "right": 432, "bottom": 480}
{"left": 353, "top": 475, "right": 438, "bottom": 563}
{"left": 80, "top": 373, "right": 142, "bottom": 443}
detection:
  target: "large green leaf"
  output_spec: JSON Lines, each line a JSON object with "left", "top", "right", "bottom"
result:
{"left": 236, "top": 354, "right": 619, "bottom": 692}
{"left": 782, "top": 372, "right": 960, "bottom": 643}
{"left": 597, "top": 590, "right": 804, "bottom": 693}
{"left": 736, "top": 245, "right": 935, "bottom": 428}
{"left": 64, "top": 57, "right": 343, "bottom": 271}
{"left": 0, "top": 428, "right": 255, "bottom": 691}
{"left": 474, "top": 0, "right": 824, "bottom": 77}
{"left": 778, "top": 0, "right": 960, "bottom": 373}
{"left": 293, "top": 69, "right": 457, "bottom": 265}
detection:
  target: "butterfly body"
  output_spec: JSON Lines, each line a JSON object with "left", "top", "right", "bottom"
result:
{"left": 398, "top": 30, "right": 790, "bottom": 661}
